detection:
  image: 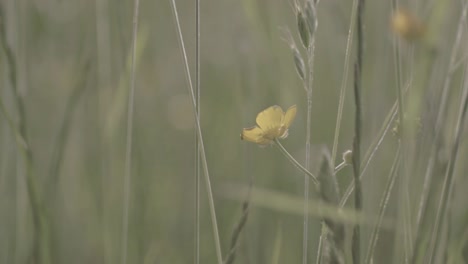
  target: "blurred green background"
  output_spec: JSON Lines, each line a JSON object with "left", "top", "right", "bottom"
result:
{"left": 1, "top": 0, "right": 467, "bottom": 263}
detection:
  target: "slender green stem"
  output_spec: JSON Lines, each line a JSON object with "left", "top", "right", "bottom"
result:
{"left": 303, "top": 8, "right": 316, "bottom": 264}
{"left": 224, "top": 197, "right": 250, "bottom": 264}
{"left": 340, "top": 80, "right": 409, "bottom": 208}
{"left": 364, "top": 146, "right": 400, "bottom": 264}
{"left": 273, "top": 139, "right": 318, "bottom": 186}
{"left": 330, "top": 0, "right": 357, "bottom": 167}
{"left": 0, "top": 99, "right": 27, "bottom": 150}
{"left": 334, "top": 161, "right": 347, "bottom": 174}
{"left": 170, "top": 0, "right": 223, "bottom": 263}
{"left": 120, "top": 0, "right": 140, "bottom": 263}
{"left": 194, "top": 0, "right": 201, "bottom": 262}
{"left": 351, "top": 0, "right": 365, "bottom": 262}
{"left": 47, "top": 60, "right": 91, "bottom": 201}
{"left": 0, "top": 6, "right": 51, "bottom": 264}
{"left": 413, "top": 5, "right": 467, "bottom": 261}
{"left": 271, "top": 223, "right": 283, "bottom": 264}
{"left": 391, "top": 1, "right": 412, "bottom": 258}
{"left": 426, "top": 29, "right": 468, "bottom": 264}
{"left": 314, "top": 224, "right": 324, "bottom": 264}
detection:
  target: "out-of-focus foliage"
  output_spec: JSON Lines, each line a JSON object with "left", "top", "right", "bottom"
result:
{"left": 0, "top": 0, "right": 467, "bottom": 263}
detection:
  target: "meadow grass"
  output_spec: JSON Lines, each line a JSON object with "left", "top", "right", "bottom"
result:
{"left": 0, "top": 0, "right": 467, "bottom": 264}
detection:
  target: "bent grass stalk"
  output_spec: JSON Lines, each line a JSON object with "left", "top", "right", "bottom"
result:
{"left": 169, "top": 0, "right": 223, "bottom": 263}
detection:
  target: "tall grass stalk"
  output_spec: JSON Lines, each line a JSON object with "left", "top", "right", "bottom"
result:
{"left": 330, "top": 0, "right": 357, "bottom": 167}
{"left": 0, "top": 6, "right": 51, "bottom": 264}
{"left": 302, "top": 1, "right": 317, "bottom": 262}
{"left": 303, "top": 44, "right": 313, "bottom": 264}
{"left": 413, "top": 4, "right": 467, "bottom": 253}
{"left": 120, "top": 0, "right": 140, "bottom": 263}
{"left": 46, "top": 60, "right": 91, "bottom": 199}
{"left": 194, "top": 0, "right": 201, "bottom": 262}
{"left": 364, "top": 146, "right": 400, "bottom": 264}
{"left": 426, "top": 34, "right": 468, "bottom": 264}
{"left": 169, "top": 0, "right": 223, "bottom": 263}
{"left": 391, "top": 2, "right": 413, "bottom": 259}
{"left": 339, "top": 97, "right": 398, "bottom": 207}
{"left": 316, "top": 149, "right": 345, "bottom": 264}
{"left": 224, "top": 197, "right": 250, "bottom": 264}
{"left": 314, "top": 228, "right": 323, "bottom": 264}
{"left": 351, "top": 0, "right": 365, "bottom": 262}
{"left": 288, "top": 1, "right": 319, "bottom": 260}
{"left": 396, "top": 1, "right": 462, "bottom": 261}
{"left": 95, "top": 0, "right": 111, "bottom": 261}
{"left": 271, "top": 224, "right": 283, "bottom": 264}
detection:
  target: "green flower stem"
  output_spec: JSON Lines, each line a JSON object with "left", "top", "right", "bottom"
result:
{"left": 334, "top": 161, "right": 347, "bottom": 174}
{"left": 274, "top": 139, "right": 318, "bottom": 186}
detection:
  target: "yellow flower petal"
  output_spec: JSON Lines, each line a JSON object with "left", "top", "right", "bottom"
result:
{"left": 241, "top": 105, "right": 297, "bottom": 145}
{"left": 256, "top": 105, "right": 284, "bottom": 132}
{"left": 282, "top": 105, "right": 297, "bottom": 129}
{"left": 241, "top": 126, "right": 272, "bottom": 145}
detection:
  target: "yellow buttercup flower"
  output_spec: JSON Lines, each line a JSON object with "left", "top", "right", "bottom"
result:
{"left": 241, "top": 105, "right": 297, "bottom": 145}
{"left": 391, "top": 8, "right": 425, "bottom": 41}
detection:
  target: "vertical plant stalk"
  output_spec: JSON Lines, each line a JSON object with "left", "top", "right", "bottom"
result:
{"left": 169, "top": 0, "right": 223, "bottom": 263}
{"left": 194, "top": 0, "right": 201, "bottom": 263}
{"left": 0, "top": 7, "right": 51, "bottom": 264}
{"left": 316, "top": 149, "right": 345, "bottom": 264}
{"left": 391, "top": 1, "right": 413, "bottom": 259}
{"left": 120, "top": 0, "right": 140, "bottom": 263}
{"left": 271, "top": 223, "right": 283, "bottom": 264}
{"left": 364, "top": 146, "right": 401, "bottom": 264}
{"left": 426, "top": 48, "right": 468, "bottom": 264}
{"left": 303, "top": 66, "right": 312, "bottom": 264}
{"left": 413, "top": 5, "right": 468, "bottom": 260}
{"left": 339, "top": 96, "right": 399, "bottom": 207}
{"left": 351, "top": 0, "right": 365, "bottom": 263}
{"left": 330, "top": 0, "right": 357, "bottom": 166}
{"left": 285, "top": 1, "right": 318, "bottom": 257}
{"left": 47, "top": 60, "right": 91, "bottom": 199}
{"left": 303, "top": 17, "right": 315, "bottom": 264}
{"left": 314, "top": 226, "right": 323, "bottom": 264}
{"left": 294, "top": 1, "right": 319, "bottom": 262}
{"left": 95, "top": 0, "right": 112, "bottom": 261}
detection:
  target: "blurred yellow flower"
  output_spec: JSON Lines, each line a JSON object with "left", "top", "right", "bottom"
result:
{"left": 241, "top": 105, "right": 297, "bottom": 145}
{"left": 391, "top": 8, "right": 425, "bottom": 41}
